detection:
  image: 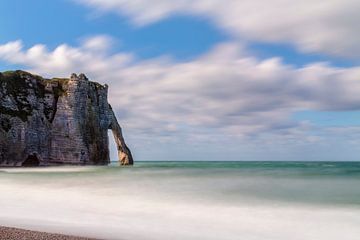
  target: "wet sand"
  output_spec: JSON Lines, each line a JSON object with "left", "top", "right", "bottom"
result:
{"left": 0, "top": 226, "right": 99, "bottom": 240}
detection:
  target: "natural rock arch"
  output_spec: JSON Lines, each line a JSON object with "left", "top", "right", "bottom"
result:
{"left": 0, "top": 71, "right": 133, "bottom": 166}
{"left": 108, "top": 111, "right": 133, "bottom": 165}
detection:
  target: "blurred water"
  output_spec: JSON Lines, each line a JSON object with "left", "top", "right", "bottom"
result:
{"left": 0, "top": 161, "right": 360, "bottom": 240}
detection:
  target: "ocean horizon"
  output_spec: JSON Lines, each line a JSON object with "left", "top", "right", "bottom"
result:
{"left": 1, "top": 161, "right": 359, "bottom": 240}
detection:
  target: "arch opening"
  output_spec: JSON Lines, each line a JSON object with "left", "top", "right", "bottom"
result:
{"left": 22, "top": 154, "right": 40, "bottom": 167}
{"left": 108, "top": 130, "right": 118, "bottom": 162}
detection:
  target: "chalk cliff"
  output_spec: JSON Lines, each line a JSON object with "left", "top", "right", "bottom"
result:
{"left": 0, "top": 70, "right": 133, "bottom": 166}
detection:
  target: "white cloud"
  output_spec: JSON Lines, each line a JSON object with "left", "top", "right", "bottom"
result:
{"left": 1, "top": 36, "right": 360, "bottom": 160}
{"left": 80, "top": 35, "right": 114, "bottom": 53}
{"left": 75, "top": 0, "right": 360, "bottom": 58}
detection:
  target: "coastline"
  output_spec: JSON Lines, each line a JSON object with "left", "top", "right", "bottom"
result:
{"left": 0, "top": 226, "right": 99, "bottom": 240}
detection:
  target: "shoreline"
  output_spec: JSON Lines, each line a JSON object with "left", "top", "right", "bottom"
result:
{"left": 0, "top": 226, "right": 99, "bottom": 240}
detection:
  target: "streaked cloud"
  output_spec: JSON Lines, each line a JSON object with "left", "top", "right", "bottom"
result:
{"left": 75, "top": 0, "right": 360, "bottom": 58}
{"left": 1, "top": 36, "right": 359, "bottom": 149}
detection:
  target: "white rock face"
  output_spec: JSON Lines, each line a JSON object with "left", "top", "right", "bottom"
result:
{"left": 0, "top": 71, "right": 133, "bottom": 166}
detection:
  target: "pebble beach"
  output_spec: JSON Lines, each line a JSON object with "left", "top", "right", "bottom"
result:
{"left": 0, "top": 226, "right": 98, "bottom": 240}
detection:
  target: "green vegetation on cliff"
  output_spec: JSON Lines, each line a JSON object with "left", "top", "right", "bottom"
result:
{"left": 0, "top": 70, "right": 68, "bottom": 122}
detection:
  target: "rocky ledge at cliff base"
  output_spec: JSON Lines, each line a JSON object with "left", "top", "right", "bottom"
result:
{"left": 0, "top": 70, "right": 133, "bottom": 166}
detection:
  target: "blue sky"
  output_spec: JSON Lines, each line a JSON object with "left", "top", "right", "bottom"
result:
{"left": 0, "top": 0, "right": 226, "bottom": 59}
{"left": 1, "top": 0, "right": 360, "bottom": 161}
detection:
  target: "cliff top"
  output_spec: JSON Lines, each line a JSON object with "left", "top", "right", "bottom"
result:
{"left": 0, "top": 70, "right": 106, "bottom": 89}
{"left": 0, "top": 70, "right": 108, "bottom": 122}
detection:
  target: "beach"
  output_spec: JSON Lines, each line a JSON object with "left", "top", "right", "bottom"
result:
{"left": 0, "top": 226, "right": 97, "bottom": 240}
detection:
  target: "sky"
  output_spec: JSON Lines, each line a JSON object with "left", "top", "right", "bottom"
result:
{"left": 0, "top": 0, "right": 360, "bottom": 161}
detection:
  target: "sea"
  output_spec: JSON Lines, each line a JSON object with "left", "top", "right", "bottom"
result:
{"left": 0, "top": 161, "right": 360, "bottom": 240}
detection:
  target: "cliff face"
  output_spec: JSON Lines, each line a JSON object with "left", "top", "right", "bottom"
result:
{"left": 0, "top": 70, "right": 133, "bottom": 166}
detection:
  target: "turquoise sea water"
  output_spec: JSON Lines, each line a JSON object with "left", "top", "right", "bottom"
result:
{"left": 0, "top": 161, "right": 360, "bottom": 239}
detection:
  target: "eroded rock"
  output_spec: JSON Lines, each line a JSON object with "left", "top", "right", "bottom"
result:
{"left": 0, "top": 70, "right": 133, "bottom": 166}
